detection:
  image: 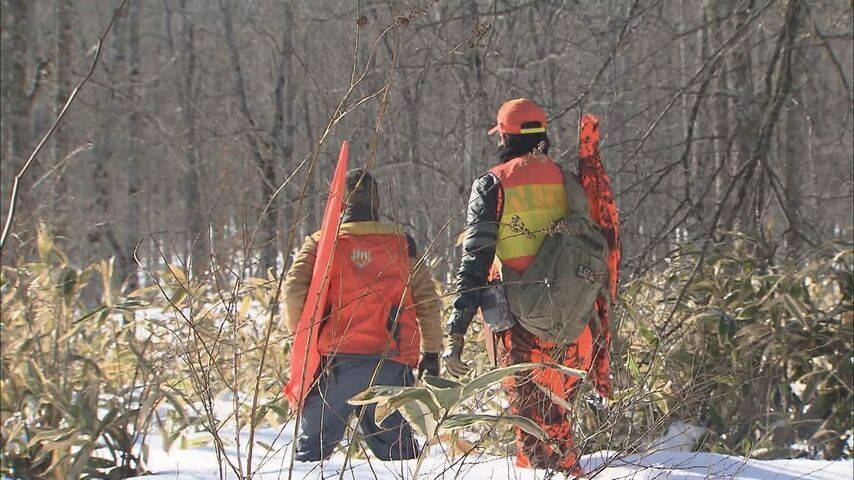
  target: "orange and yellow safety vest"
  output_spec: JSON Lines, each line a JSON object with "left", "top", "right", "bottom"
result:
{"left": 490, "top": 154, "right": 569, "bottom": 274}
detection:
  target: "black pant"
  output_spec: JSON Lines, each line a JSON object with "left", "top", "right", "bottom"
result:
{"left": 295, "top": 356, "right": 418, "bottom": 462}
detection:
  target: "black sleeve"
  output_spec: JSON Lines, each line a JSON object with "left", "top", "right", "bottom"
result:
{"left": 446, "top": 172, "right": 501, "bottom": 335}
{"left": 404, "top": 233, "right": 418, "bottom": 259}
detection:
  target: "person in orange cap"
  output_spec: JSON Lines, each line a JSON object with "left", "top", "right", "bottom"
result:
{"left": 444, "top": 98, "right": 612, "bottom": 474}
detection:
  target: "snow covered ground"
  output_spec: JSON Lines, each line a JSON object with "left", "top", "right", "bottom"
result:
{"left": 133, "top": 423, "right": 853, "bottom": 480}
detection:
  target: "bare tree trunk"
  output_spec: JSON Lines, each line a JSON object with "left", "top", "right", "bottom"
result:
{"left": 782, "top": 0, "right": 807, "bottom": 252}
{"left": 124, "top": 0, "right": 142, "bottom": 290}
{"left": 171, "top": 0, "right": 208, "bottom": 279}
{"left": 0, "top": 0, "right": 9, "bottom": 170}
{"left": 695, "top": 0, "right": 712, "bottom": 217}
{"left": 266, "top": 1, "right": 296, "bottom": 278}
{"left": 3, "top": 0, "right": 36, "bottom": 250}
{"left": 302, "top": 92, "right": 317, "bottom": 241}
{"left": 273, "top": 1, "right": 296, "bottom": 264}
{"left": 6, "top": 0, "right": 34, "bottom": 161}
{"left": 293, "top": 24, "right": 317, "bottom": 241}
{"left": 678, "top": 0, "right": 696, "bottom": 206}
{"left": 726, "top": 0, "right": 761, "bottom": 228}
{"left": 89, "top": 3, "right": 127, "bottom": 268}
{"left": 730, "top": 0, "right": 806, "bottom": 243}
{"left": 51, "top": 0, "right": 73, "bottom": 239}
{"left": 783, "top": 100, "right": 803, "bottom": 250}
{"left": 459, "top": 1, "right": 487, "bottom": 181}
{"left": 220, "top": 0, "right": 277, "bottom": 276}
{"left": 706, "top": 0, "right": 730, "bottom": 206}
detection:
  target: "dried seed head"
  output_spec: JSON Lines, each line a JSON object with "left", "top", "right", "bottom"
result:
{"left": 394, "top": 15, "right": 410, "bottom": 27}
{"left": 467, "top": 23, "right": 492, "bottom": 48}
{"left": 505, "top": 215, "right": 536, "bottom": 240}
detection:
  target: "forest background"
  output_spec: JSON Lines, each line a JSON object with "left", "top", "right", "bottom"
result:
{"left": 0, "top": 0, "right": 852, "bottom": 478}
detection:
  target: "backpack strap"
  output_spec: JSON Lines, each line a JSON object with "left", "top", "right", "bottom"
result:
{"left": 561, "top": 167, "right": 593, "bottom": 220}
{"left": 561, "top": 167, "right": 612, "bottom": 304}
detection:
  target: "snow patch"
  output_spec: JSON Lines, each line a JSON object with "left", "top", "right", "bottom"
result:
{"left": 127, "top": 422, "right": 853, "bottom": 480}
{"left": 646, "top": 420, "right": 707, "bottom": 453}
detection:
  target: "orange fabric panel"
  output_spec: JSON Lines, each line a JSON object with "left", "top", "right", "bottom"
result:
{"left": 499, "top": 255, "right": 535, "bottom": 273}
{"left": 491, "top": 155, "right": 565, "bottom": 188}
{"left": 318, "top": 232, "right": 420, "bottom": 366}
{"left": 527, "top": 326, "right": 593, "bottom": 397}
{"left": 285, "top": 141, "right": 348, "bottom": 408}
{"left": 590, "top": 298, "right": 613, "bottom": 398}
{"left": 578, "top": 114, "right": 620, "bottom": 299}
{"left": 499, "top": 324, "right": 593, "bottom": 473}
{"left": 577, "top": 114, "right": 619, "bottom": 399}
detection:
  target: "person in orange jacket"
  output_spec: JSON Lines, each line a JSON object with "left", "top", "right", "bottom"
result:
{"left": 283, "top": 169, "right": 443, "bottom": 461}
{"left": 443, "top": 99, "right": 613, "bottom": 473}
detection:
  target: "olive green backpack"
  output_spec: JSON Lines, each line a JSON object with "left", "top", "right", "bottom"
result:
{"left": 500, "top": 170, "right": 610, "bottom": 345}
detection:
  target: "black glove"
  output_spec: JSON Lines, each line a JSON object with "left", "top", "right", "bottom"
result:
{"left": 442, "top": 333, "right": 471, "bottom": 378}
{"left": 418, "top": 352, "right": 440, "bottom": 378}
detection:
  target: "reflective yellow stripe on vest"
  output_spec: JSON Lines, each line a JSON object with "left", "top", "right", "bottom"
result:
{"left": 496, "top": 183, "right": 567, "bottom": 263}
